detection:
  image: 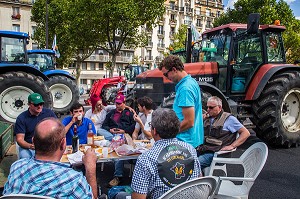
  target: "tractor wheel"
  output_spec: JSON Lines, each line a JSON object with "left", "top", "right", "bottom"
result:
{"left": 102, "top": 86, "right": 119, "bottom": 105}
{"left": 252, "top": 71, "right": 300, "bottom": 146}
{"left": 0, "top": 72, "right": 52, "bottom": 123}
{"left": 46, "top": 76, "right": 79, "bottom": 114}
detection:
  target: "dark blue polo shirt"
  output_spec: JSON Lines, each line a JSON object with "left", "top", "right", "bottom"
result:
{"left": 14, "top": 108, "right": 57, "bottom": 143}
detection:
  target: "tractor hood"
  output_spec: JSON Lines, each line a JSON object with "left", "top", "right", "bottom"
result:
{"left": 136, "top": 62, "right": 219, "bottom": 83}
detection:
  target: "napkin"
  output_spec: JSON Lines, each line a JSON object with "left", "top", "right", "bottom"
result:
{"left": 67, "top": 151, "right": 84, "bottom": 164}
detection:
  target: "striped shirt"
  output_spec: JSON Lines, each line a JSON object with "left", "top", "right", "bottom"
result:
{"left": 131, "top": 138, "right": 201, "bottom": 199}
{"left": 3, "top": 158, "right": 93, "bottom": 199}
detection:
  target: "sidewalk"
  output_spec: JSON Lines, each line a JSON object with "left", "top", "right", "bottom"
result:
{"left": 0, "top": 144, "right": 17, "bottom": 188}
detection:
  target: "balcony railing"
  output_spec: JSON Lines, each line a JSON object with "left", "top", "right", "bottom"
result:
{"left": 169, "top": 19, "right": 177, "bottom": 25}
{"left": 179, "top": 7, "right": 184, "bottom": 12}
{"left": 157, "top": 30, "right": 165, "bottom": 35}
{"left": 146, "top": 42, "right": 153, "bottom": 47}
{"left": 186, "top": 7, "right": 193, "bottom": 13}
{"left": 6, "top": 0, "right": 33, "bottom": 5}
{"left": 168, "top": 5, "right": 178, "bottom": 11}
{"left": 184, "top": 20, "right": 192, "bottom": 26}
{"left": 157, "top": 43, "right": 165, "bottom": 49}
{"left": 144, "top": 56, "right": 153, "bottom": 61}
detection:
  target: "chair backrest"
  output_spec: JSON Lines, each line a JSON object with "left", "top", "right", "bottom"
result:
{"left": 240, "top": 142, "right": 268, "bottom": 186}
{"left": 0, "top": 194, "right": 55, "bottom": 199}
{"left": 158, "top": 176, "right": 220, "bottom": 199}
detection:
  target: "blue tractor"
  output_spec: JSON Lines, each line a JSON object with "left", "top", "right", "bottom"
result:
{"left": 0, "top": 30, "right": 52, "bottom": 123}
{"left": 27, "top": 49, "right": 79, "bottom": 115}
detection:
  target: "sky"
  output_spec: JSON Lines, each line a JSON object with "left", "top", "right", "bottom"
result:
{"left": 223, "top": 0, "right": 300, "bottom": 20}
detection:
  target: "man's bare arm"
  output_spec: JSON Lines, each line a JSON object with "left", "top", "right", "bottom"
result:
{"left": 179, "top": 107, "right": 195, "bottom": 132}
{"left": 132, "top": 192, "right": 147, "bottom": 199}
{"left": 83, "top": 149, "right": 98, "bottom": 199}
{"left": 16, "top": 134, "right": 34, "bottom": 149}
{"left": 221, "top": 127, "right": 250, "bottom": 151}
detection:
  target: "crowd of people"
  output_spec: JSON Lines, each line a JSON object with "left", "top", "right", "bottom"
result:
{"left": 3, "top": 55, "right": 250, "bottom": 199}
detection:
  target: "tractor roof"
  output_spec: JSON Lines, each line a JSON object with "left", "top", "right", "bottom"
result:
{"left": 27, "top": 49, "right": 55, "bottom": 55}
{"left": 0, "top": 30, "right": 29, "bottom": 38}
{"left": 202, "top": 23, "right": 286, "bottom": 35}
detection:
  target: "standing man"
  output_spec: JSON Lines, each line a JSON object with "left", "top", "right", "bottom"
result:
{"left": 15, "top": 93, "right": 57, "bottom": 159}
{"left": 62, "top": 103, "right": 96, "bottom": 145}
{"left": 197, "top": 96, "right": 250, "bottom": 169}
{"left": 132, "top": 96, "right": 154, "bottom": 140}
{"left": 159, "top": 55, "right": 203, "bottom": 148}
{"left": 4, "top": 118, "right": 98, "bottom": 198}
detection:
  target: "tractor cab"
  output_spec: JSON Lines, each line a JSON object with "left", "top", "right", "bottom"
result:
{"left": 200, "top": 16, "right": 286, "bottom": 96}
{"left": 124, "top": 64, "right": 149, "bottom": 90}
{"left": 27, "top": 49, "right": 56, "bottom": 72}
{"left": 0, "top": 31, "right": 28, "bottom": 64}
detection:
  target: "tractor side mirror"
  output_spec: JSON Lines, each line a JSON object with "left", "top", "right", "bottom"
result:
{"left": 247, "top": 13, "right": 260, "bottom": 34}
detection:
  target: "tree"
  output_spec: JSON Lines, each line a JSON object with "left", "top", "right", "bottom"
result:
{"left": 168, "top": 24, "right": 188, "bottom": 52}
{"left": 213, "top": 0, "right": 300, "bottom": 63}
{"left": 31, "top": 0, "right": 165, "bottom": 81}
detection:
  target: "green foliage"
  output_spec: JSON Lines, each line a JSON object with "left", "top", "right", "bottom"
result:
{"left": 213, "top": 0, "right": 300, "bottom": 63}
{"left": 31, "top": 0, "right": 165, "bottom": 79}
{"left": 169, "top": 24, "right": 188, "bottom": 52}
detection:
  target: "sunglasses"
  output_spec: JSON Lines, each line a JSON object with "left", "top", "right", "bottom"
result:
{"left": 207, "top": 105, "right": 218, "bottom": 109}
{"left": 32, "top": 103, "right": 44, "bottom": 107}
{"left": 163, "top": 67, "right": 173, "bottom": 77}
{"left": 116, "top": 102, "right": 122, "bottom": 105}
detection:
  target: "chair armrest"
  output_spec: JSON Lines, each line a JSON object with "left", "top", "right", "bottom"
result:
{"left": 220, "top": 176, "right": 254, "bottom": 182}
{"left": 211, "top": 157, "right": 242, "bottom": 165}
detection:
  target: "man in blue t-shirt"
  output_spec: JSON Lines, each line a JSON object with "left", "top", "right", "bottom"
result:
{"left": 62, "top": 103, "right": 96, "bottom": 145}
{"left": 159, "top": 55, "right": 203, "bottom": 148}
{"left": 15, "top": 93, "right": 57, "bottom": 159}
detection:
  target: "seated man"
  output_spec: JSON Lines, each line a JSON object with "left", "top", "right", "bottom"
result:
{"left": 197, "top": 96, "right": 250, "bottom": 169}
{"left": 113, "top": 108, "right": 201, "bottom": 199}
{"left": 62, "top": 103, "right": 96, "bottom": 145}
{"left": 98, "top": 94, "right": 135, "bottom": 187}
{"left": 15, "top": 93, "right": 57, "bottom": 159}
{"left": 3, "top": 118, "right": 98, "bottom": 198}
{"left": 98, "top": 94, "right": 135, "bottom": 141}
{"left": 132, "top": 96, "right": 154, "bottom": 140}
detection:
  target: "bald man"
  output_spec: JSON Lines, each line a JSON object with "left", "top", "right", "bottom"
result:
{"left": 4, "top": 118, "right": 98, "bottom": 199}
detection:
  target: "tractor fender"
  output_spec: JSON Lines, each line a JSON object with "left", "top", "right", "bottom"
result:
{"left": 44, "top": 70, "right": 75, "bottom": 80}
{"left": 198, "top": 82, "right": 231, "bottom": 112}
{"left": 0, "top": 64, "right": 48, "bottom": 80}
{"left": 246, "top": 64, "right": 300, "bottom": 100}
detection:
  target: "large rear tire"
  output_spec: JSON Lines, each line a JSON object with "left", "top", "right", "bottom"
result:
{"left": 46, "top": 76, "right": 79, "bottom": 114}
{"left": 252, "top": 71, "right": 300, "bottom": 146}
{"left": 0, "top": 72, "right": 52, "bottom": 123}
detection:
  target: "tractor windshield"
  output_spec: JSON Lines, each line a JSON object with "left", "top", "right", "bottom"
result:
{"left": 28, "top": 53, "right": 55, "bottom": 72}
{"left": 1, "top": 37, "right": 26, "bottom": 63}
{"left": 124, "top": 65, "right": 148, "bottom": 81}
{"left": 200, "top": 33, "right": 231, "bottom": 66}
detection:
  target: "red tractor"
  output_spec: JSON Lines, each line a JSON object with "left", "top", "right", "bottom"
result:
{"left": 85, "top": 76, "right": 125, "bottom": 105}
{"left": 131, "top": 14, "right": 300, "bottom": 147}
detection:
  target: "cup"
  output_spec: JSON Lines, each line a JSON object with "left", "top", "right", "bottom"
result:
{"left": 77, "top": 114, "right": 82, "bottom": 121}
{"left": 102, "top": 147, "right": 108, "bottom": 158}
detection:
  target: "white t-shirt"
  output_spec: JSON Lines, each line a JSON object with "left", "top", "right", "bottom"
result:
{"left": 135, "top": 110, "right": 153, "bottom": 140}
{"left": 85, "top": 105, "right": 115, "bottom": 129}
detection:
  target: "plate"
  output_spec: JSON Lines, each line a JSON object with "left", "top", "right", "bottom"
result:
{"left": 94, "top": 136, "right": 104, "bottom": 141}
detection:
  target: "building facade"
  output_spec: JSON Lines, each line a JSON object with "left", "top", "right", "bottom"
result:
{"left": 0, "top": 0, "right": 224, "bottom": 89}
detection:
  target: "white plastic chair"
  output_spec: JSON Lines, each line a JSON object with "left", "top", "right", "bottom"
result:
{"left": 0, "top": 194, "right": 55, "bottom": 199}
{"left": 158, "top": 176, "right": 220, "bottom": 199}
{"left": 210, "top": 142, "right": 268, "bottom": 199}
{"left": 203, "top": 148, "right": 237, "bottom": 176}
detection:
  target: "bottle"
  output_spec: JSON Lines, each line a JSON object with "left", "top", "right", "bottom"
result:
{"left": 87, "top": 123, "right": 94, "bottom": 146}
{"left": 72, "top": 124, "right": 79, "bottom": 153}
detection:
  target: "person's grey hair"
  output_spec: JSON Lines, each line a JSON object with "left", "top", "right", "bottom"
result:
{"left": 151, "top": 108, "right": 180, "bottom": 139}
{"left": 208, "top": 96, "right": 222, "bottom": 107}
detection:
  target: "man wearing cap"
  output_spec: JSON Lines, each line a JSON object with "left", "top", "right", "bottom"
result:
{"left": 99, "top": 94, "right": 136, "bottom": 187}
{"left": 15, "top": 93, "right": 57, "bottom": 159}
{"left": 98, "top": 94, "right": 135, "bottom": 141}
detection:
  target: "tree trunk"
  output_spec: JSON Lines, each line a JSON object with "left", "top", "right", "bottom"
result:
{"left": 110, "top": 54, "right": 117, "bottom": 77}
{"left": 76, "top": 59, "right": 81, "bottom": 86}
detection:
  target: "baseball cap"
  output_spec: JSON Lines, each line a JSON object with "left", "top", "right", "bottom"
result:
{"left": 28, "top": 93, "right": 44, "bottom": 104}
{"left": 115, "top": 94, "right": 125, "bottom": 104}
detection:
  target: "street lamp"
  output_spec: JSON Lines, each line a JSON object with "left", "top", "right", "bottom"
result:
{"left": 45, "top": 0, "right": 50, "bottom": 48}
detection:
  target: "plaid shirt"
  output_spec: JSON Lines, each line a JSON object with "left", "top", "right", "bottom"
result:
{"left": 3, "top": 158, "right": 93, "bottom": 199}
{"left": 131, "top": 138, "right": 201, "bottom": 199}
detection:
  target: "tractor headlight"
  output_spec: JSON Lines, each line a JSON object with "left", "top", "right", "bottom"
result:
{"left": 144, "top": 83, "right": 153, "bottom": 89}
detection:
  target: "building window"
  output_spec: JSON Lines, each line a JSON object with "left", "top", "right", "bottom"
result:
{"left": 12, "top": 24, "right": 20, "bottom": 32}
{"left": 196, "top": 19, "right": 202, "bottom": 27}
{"left": 170, "top": 14, "right": 175, "bottom": 21}
{"left": 80, "top": 79, "right": 87, "bottom": 84}
{"left": 99, "top": 63, "right": 104, "bottom": 70}
{"left": 158, "top": 25, "right": 164, "bottom": 34}
{"left": 206, "top": 9, "right": 211, "bottom": 17}
{"left": 216, "top": 11, "right": 220, "bottom": 18}
{"left": 31, "top": 26, "right": 36, "bottom": 38}
{"left": 170, "top": 2, "right": 175, "bottom": 10}
{"left": 195, "top": 8, "right": 200, "bottom": 15}
{"left": 90, "top": 62, "right": 95, "bottom": 70}
{"left": 12, "top": 7, "right": 20, "bottom": 16}
{"left": 82, "top": 62, "right": 87, "bottom": 70}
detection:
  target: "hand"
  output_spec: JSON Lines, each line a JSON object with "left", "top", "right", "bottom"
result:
{"left": 114, "top": 128, "right": 125, "bottom": 134}
{"left": 134, "top": 114, "right": 142, "bottom": 124}
{"left": 221, "top": 144, "right": 235, "bottom": 151}
{"left": 29, "top": 144, "right": 35, "bottom": 150}
{"left": 82, "top": 148, "right": 97, "bottom": 168}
